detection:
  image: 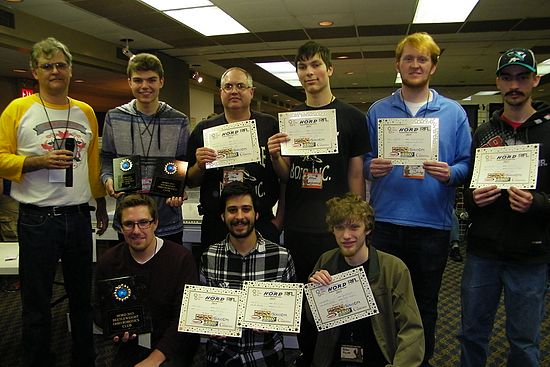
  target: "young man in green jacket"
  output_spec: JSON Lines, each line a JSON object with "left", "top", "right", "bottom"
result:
{"left": 308, "top": 193, "right": 425, "bottom": 367}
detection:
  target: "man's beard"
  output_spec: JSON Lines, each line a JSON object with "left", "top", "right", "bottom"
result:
{"left": 228, "top": 219, "right": 255, "bottom": 238}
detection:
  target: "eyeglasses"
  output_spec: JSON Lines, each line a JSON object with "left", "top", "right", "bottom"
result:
{"left": 221, "top": 83, "right": 251, "bottom": 93}
{"left": 37, "top": 62, "right": 69, "bottom": 71}
{"left": 121, "top": 219, "right": 155, "bottom": 231}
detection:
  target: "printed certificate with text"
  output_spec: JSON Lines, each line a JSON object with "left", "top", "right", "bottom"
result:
{"left": 470, "top": 144, "right": 539, "bottom": 189}
{"left": 304, "top": 267, "right": 379, "bottom": 331}
{"left": 203, "top": 119, "right": 261, "bottom": 169}
{"left": 377, "top": 118, "right": 439, "bottom": 165}
{"left": 238, "top": 281, "right": 304, "bottom": 333}
{"left": 278, "top": 109, "right": 338, "bottom": 156}
{"left": 178, "top": 285, "right": 243, "bottom": 337}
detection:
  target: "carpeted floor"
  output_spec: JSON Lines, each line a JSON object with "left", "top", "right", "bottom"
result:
{"left": 1, "top": 245, "right": 549, "bottom": 366}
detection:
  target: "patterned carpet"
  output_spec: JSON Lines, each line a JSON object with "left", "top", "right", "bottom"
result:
{"left": 1, "top": 246, "right": 549, "bottom": 366}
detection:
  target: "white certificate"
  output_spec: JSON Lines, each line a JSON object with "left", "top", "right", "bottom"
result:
{"left": 238, "top": 281, "right": 304, "bottom": 333}
{"left": 178, "top": 285, "right": 243, "bottom": 337}
{"left": 304, "top": 267, "right": 379, "bottom": 331}
{"left": 203, "top": 120, "right": 261, "bottom": 169}
{"left": 470, "top": 144, "right": 539, "bottom": 189}
{"left": 278, "top": 109, "right": 338, "bottom": 156}
{"left": 377, "top": 118, "right": 439, "bottom": 165}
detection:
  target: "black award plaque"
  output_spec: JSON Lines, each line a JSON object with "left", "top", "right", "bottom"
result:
{"left": 113, "top": 156, "right": 142, "bottom": 192}
{"left": 97, "top": 275, "right": 152, "bottom": 338}
{"left": 150, "top": 159, "right": 188, "bottom": 197}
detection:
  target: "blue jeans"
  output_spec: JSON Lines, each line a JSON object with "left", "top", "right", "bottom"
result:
{"left": 18, "top": 206, "right": 95, "bottom": 367}
{"left": 460, "top": 254, "right": 547, "bottom": 367}
{"left": 371, "top": 221, "right": 449, "bottom": 366}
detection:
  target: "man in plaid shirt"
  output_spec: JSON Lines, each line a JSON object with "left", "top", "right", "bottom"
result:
{"left": 200, "top": 181, "right": 296, "bottom": 366}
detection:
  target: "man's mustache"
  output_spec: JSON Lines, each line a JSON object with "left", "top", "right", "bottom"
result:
{"left": 505, "top": 90, "right": 525, "bottom": 97}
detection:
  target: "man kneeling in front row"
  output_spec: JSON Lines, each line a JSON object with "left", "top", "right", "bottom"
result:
{"left": 96, "top": 194, "right": 199, "bottom": 366}
{"left": 308, "top": 193, "right": 425, "bottom": 366}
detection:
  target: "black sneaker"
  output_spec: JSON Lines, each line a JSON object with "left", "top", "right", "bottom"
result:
{"left": 449, "top": 244, "right": 463, "bottom": 262}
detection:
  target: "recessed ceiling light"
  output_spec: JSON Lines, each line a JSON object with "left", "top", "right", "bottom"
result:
{"left": 5, "top": 0, "right": 23, "bottom": 3}
{"left": 273, "top": 94, "right": 279, "bottom": 97}
{"left": 352, "top": 82, "right": 358, "bottom": 86}
{"left": 74, "top": 79, "right": 85, "bottom": 83}
{"left": 319, "top": 20, "right": 334, "bottom": 26}
{"left": 12, "top": 68, "right": 27, "bottom": 73}
{"left": 345, "top": 71, "right": 354, "bottom": 75}
{"left": 337, "top": 55, "right": 349, "bottom": 59}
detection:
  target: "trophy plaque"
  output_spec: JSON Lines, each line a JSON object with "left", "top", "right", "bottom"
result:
{"left": 150, "top": 159, "right": 188, "bottom": 197}
{"left": 113, "top": 156, "right": 142, "bottom": 192}
{"left": 97, "top": 275, "right": 152, "bottom": 337}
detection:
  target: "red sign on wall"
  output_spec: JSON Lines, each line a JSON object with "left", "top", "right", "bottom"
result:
{"left": 21, "top": 88, "right": 34, "bottom": 97}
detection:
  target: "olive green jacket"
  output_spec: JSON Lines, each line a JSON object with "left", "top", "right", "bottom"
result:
{"left": 308, "top": 246, "right": 425, "bottom": 367}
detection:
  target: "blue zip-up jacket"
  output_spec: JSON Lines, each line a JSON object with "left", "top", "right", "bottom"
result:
{"left": 364, "top": 89, "right": 472, "bottom": 230}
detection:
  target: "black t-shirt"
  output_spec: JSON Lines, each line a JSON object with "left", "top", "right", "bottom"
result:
{"left": 285, "top": 99, "right": 370, "bottom": 233}
{"left": 336, "top": 254, "right": 387, "bottom": 367}
{"left": 187, "top": 111, "right": 279, "bottom": 230}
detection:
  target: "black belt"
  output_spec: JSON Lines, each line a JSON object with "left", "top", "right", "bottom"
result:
{"left": 20, "top": 203, "right": 93, "bottom": 216}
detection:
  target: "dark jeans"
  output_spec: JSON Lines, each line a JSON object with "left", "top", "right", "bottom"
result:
{"left": 371, "top": 221, "right": 449, "bottom": 366}
{"left": 18, "top": 206, "right": 95, "bottom": 367}
{"left": 114, "top": 341, "right": 197, "bottom": 367}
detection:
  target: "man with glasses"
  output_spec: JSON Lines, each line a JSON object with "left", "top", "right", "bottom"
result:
{"left": 101, "top": 53, "right": 189, "bottom": 244}
{"left": 96, "top": 193, "right": 199, "bottom": 366}
{"left": 0, "top": 37, "right": 108, "bottom": 366}
{"left": 461, "top": 48, "right": 550, "bottom": 367}
{"left": 187, "top": 67, "right": 283, "bottom": 254}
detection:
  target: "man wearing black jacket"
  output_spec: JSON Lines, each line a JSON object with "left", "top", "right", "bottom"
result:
{"left": 461, "top": 48, "right": 550, "bottom": 367}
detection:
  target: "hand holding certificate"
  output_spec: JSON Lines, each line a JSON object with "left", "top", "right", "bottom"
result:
{"left": 178, "top": 285, "right": 243, "bottom": 337}
{"left": 278, "top": 109, "right": 338, "bottom": 156}
{"left": 470, "top": 144, "right": 539, "bottom": 189}
{"left": 304, "top": 267, "right": 378, "bottom": 331}
{"left": 238, "top": 281, "right": 304, "bottom": 333}
{"left": 202, "top": 120, "right": 261, "bottom": 169}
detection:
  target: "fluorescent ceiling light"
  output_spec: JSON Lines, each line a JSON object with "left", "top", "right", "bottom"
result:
{"left": 463, "top": 90, "right": 500, "bottom": 100}
{"left": 140, "top": 0, "right": 249, "bottom": 36}
{"left": 165, "top": 7, "right": 248, "bottom": 36}
{"left": 395, "top": 72, "right": 402, "bottom": 84}
{"left": 140, "top": 0, "right": 212, "bottom": 11}
{"left": 473, "top": 91, "right": 500, "bottom": 96}
{"left": 413, "top": 0, "right": 479, "bottom": 23}
{"left": 538, "top": 59, "right": 550, "bottom": 76}
{"left": 256, "top": 62, "right": 302, "bottom": 87}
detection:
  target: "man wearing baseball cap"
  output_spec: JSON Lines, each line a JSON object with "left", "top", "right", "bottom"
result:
{"left": 460, "top": 48, "right": 550, "bottom": 366}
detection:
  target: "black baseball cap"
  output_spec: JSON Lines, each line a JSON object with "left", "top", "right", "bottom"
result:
{"left": 496, "top": 48, "right": 537, "bottom": 75}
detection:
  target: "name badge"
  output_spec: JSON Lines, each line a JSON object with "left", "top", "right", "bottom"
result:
{"left": 341, "top": 344, "right": 363, "bottom": 363}
{"left": 302, "top": 172, "right": 323, "bottom": 189}
{"left": 141, "top": 177, "right": 152, "bottom": 192}
{"left": 48, "top": 169, "right": 65, "bottom": 183}
{"left": 403, "top": 164, "right": 425, "bottom": 179}
{"left": 223, "top": 169, "right": 244, "bottom": 185}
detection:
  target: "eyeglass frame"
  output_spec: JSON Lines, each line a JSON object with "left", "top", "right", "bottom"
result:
{"left": 37, "top": 62, "right": 70, "bottom": 72}
{"left": 121, "top": 219, "right": 156, "bottom": 231}
{"left": 221, "top": 82, "right": 253, "bottom": 93}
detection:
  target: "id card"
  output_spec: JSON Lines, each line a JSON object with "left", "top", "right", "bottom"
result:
{"left": 403, "top": 165, "right": 425, "bottom": 179}
{"left": 48, "top": 169, "right": 65, "bottom": 183}
{"left": 223, "top": 169, "right": 245, "bottom": 185}
{"left": 302, "top": 172, "right": 323, "bottom": 189}
{"left": 141, "top": 177, "right": 152, "bottom": 192}
{"left": 341, "top": 344, "right": 363, "bottom": 363}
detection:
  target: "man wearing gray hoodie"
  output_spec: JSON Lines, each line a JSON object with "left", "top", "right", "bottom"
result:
{"left": 101, "top": 53, "right": 189, "bottom": 243}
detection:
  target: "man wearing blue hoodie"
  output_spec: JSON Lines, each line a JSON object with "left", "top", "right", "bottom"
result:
{"left": 364, "top": 32, "right": 472, "bottom": 367}
{"left": 101, "top": 53, "right": 189, "bottom": 243}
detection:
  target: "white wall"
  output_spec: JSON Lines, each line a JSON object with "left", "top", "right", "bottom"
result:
{"left": 189, "top": 86, "right": 214, "bottom": 131}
